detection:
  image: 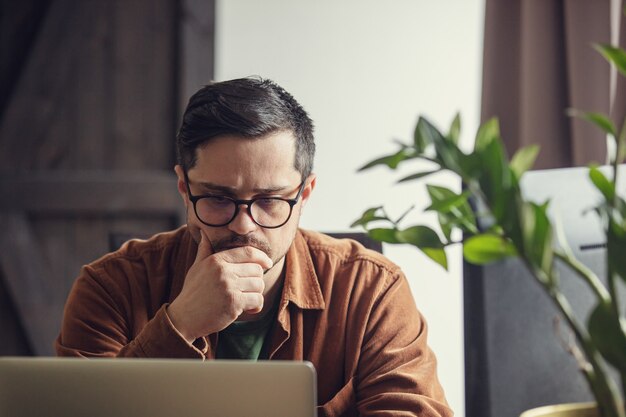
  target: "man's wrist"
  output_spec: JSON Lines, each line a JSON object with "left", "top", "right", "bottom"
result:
{"left": 165, "top": 303, "right": 196, "bottom": 344}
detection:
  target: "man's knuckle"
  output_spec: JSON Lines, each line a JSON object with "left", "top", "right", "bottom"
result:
{"left": 214, "top": 261, "right": 228, "bottom": 274}
{"left": 255, "top": 293, "right": 264, "bottom": 307}
{"left": 243, "top": 246, "right": 255, "bottom": 257}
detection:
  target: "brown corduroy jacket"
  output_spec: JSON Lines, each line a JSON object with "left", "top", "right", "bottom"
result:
{"left": 56, "top": 227, "right": 452, "bottom": 417}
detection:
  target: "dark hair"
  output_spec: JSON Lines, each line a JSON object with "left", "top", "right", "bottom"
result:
{"left": 176, "top": 77, "right": 315, "bottom": 180}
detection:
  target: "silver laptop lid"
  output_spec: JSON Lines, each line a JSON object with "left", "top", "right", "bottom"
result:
{"left": 0, "top": 357, "right": 317, "bottom": 417}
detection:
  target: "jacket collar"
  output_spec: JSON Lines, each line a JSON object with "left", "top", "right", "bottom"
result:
{"left": 282, "top": 229, "right": 325, "bottom": 311}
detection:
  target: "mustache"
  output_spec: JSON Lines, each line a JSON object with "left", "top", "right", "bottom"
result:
{"left": 211, "top": 234, "right": 271, "bottom": 256}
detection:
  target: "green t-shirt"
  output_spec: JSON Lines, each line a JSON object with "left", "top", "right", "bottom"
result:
{"left": 216, "top": 304, "right": 277, "bottom": 360}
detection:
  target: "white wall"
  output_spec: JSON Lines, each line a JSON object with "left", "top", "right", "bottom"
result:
{"left": 215, "top": 2, "right": 485, "bottom": 415}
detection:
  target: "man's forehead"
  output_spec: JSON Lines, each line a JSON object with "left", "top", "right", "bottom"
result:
{"left": 187, "top": 132, "right": 301, "bottom": 194}
{"left": 192, "top": 132, "right": 298, "bottom": 170}
{"left": 186, "top": 177, "right": 295, "bottom": 194}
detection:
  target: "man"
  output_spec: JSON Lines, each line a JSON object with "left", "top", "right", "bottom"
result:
{"left": 56, "top": 77, "right": 452, "bottom": 416}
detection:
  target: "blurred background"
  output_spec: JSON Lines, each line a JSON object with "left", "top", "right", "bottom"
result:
{"left": 1, "top": 1, "right": 624, "bottom": 416}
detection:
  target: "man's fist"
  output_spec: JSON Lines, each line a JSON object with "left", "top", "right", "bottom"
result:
{"left": 167, "top": 229, "right": 273, "bottom": 342}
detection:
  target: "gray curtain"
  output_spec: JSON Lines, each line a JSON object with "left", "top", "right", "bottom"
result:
{"left": 481, "top": 0, "right": 625, "bottom": 169}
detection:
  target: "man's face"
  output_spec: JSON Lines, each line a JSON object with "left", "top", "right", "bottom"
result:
{"left": 174, "top": 130, "right": 315, "bottom": 271}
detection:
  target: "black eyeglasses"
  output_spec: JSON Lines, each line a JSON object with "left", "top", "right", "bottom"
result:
{"left": 184, "top": 171, "right": 306, "bottom": 228}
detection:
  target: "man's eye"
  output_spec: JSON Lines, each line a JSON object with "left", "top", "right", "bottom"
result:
{"left": 256, "top": 198, "right": 281, "bottom": 209}
{"left": 207, "top": 196, "right": 231, "bottom": 206}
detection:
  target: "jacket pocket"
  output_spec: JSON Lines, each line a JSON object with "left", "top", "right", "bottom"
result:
{"left": 317, "top": 377, "right": 357, "bottom": 417}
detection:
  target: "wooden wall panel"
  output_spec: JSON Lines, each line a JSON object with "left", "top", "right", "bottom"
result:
{"left": 0, "top": 0, "right": 214, "bottom": 356}
{"left": 111, "top": 0, "right": 175, "bottom": 169}
{"left": 73, "top": 0, "right": 111, "bottom": 169}
{"left": 0, "top": 0, "right": 52, "bottom": 117}
{"left": 0, "top": 213, "right": 65, "bottom": 355}
{"left": 0, "top": 0, "right": 88, "bottom": 170}
{"left": 178, "top": 0, "right": 215, "bottom": 117}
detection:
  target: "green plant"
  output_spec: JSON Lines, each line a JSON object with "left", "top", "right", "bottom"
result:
{"left": 352, "top": 44, "right": 626, "bottom": 417}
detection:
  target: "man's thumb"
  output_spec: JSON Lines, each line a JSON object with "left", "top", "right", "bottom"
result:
{"left": 196, "top": 229, "right": 210, "bottom": 260}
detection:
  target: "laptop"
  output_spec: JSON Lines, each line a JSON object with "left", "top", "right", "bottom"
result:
{"left": 0, "top": 357, "right": 317, "bottom": 417}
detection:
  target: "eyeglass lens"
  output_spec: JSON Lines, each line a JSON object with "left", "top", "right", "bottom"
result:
{"left": 195, "top": 197, "right": 292, "bottom": 227}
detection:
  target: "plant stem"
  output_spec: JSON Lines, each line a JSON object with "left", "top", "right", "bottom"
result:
{"left": 622, "top": 371, "right": 626, "bottom": 405}
{"left": 553, "top": 251, "right": 610, "bottom": 302}
{"left": 607, "top": 262, "right": 620, "bottom": 329}
{"left": 608, "top": 116, "right": 625, "bottom": 328}
{"left": 531, "top": 265, "right": 625, "bottom": 417}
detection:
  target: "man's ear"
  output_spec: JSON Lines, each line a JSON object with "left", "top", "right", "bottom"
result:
{"left": 174, "top": 165, "right": 189, "bottom": 208}
{"left": 300, "top": 174, "right": 316, "bottom": 209}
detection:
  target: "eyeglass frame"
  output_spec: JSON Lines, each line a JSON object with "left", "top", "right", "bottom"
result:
{"left": 183, "top": 170, "right": 306, "bottom": 229}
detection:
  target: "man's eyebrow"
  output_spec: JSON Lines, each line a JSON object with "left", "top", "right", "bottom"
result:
{"left": 195, "top": 181, "right": 290, "bottom": 195}
{"left": 195, "top": 182, "right": 236, "bottom": 195}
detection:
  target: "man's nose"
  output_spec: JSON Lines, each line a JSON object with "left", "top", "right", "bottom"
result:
{"left": 227, "top": 204, "right": 257, "bottom": 235}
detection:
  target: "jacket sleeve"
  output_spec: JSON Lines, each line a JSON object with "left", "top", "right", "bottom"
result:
{"left": 55, "top": 265, "right": 207, "bottom": 359}
{"left": 355, "top": 271, "right": 454, "bottom": 417}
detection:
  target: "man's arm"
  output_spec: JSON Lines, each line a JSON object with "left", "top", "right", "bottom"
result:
{"left": 56, "top": 230, "right": 272, "bottom": 358}
{"left": 355, "top": 272, "right": 453, "bottom": 417}
{"left": 55, "top": 266, "right": 206, "bottom": 358}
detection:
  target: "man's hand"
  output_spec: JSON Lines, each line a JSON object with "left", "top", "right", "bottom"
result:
{"left": 167, "top": 229, "right": 273, "bottom": 343}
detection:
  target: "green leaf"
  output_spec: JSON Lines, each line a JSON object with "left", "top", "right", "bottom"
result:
{"left": 397, "top": 169, "right": 439, "bottom": 183}
{"left": 414, "top": 116, "right": 464, "bottom": 173}
{"left": 437, "top": 212, "right": 454, "bottom": 241}
{"left": 619, "top": 118, "right": 626, "bottom": 164}
{"left": 395, "top": 225, "right": 445, "bottom": 248}
{"left": 435, "top": 140, "right": 465, "bottom": 175}
{"left": 418, "top": 117, "right": 465, "bottom": 174}
{"left": 413, "top": 117, "right": 431, "bottom": 152}
{"left": 521, "top": 202, "right": 554, "bottom": 275}
{"left": 350, "top": 206, "right": 387, "bottom": 228}
{"left": 607, "top": 219, "right": 626, "bottom": 283}
{"left": 358, "top": 148, "right": 415, "bottom": 171}
{"left": 474, "top": 118, "right": 500, "bottom": 152}
{"left": 588, "top": 302, "right": 626, "bottom": 372}
{"left": 476, "top": 133, "right": 514, "bottom": 225}
{"left": 510, "top": 144, "right": 539, "bottom": 179}
{"left": 463, "top": 233, "right": 517, "bottom": 264}
{"left": 567, "top": 109, "right": 617, "bottom": 138}
{"left": 414, "top": 116, "right": 467, "bottom": 175}
{"left": 422, "top": 248, "right": 448, "bottom": 270}
{"left": 594, "top": 44, "right": 626, "bottom": 77}
{"left": 457, "top": 152, "right": 483, "bottom": 180}
{"left": 448, "top": 113, "right": 461, "bottom": 145}
{"left": 427, "top": 184, "right": 456, "bottom": 201}
{"left": 414, "top": 117, "right": 444, "bottom": 151}
{"left": 425, "top": 190, "right": 471, "bottom": 213}
{"left": 427, "top": 185, "right": 478, "bottom": 235}
{"left": 367, "top": 228, "right": 400, "bottom": 244}
{"left": 589, "top": 166, "right": 615, "bottom": 201}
